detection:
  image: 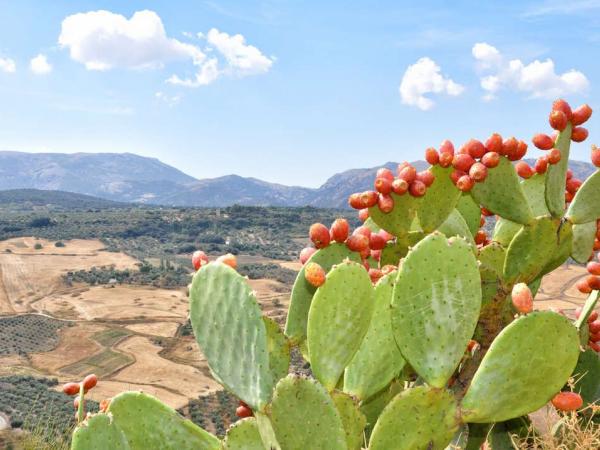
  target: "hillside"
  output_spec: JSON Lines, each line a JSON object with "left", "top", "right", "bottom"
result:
{"left": 0, "top": 151, "right": 596, "bottom": 208}
{"left": 0, "top": 189, "right": 129, "bottom": 210}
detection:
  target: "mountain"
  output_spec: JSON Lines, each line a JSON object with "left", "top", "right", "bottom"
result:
{"left": 0, "top": 151, "right": 596, "bottom": 208}
{"left": 0, "top": 189, "right": 129, "bottom": 210}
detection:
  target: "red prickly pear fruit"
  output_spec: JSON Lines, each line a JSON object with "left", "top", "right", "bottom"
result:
{"left": 416, "top": 170, "right": 435, "bottom": 187}
{"left": 572, "top": 104, "right": 592, "bottom": 125}
{"left": 481, "top": 207, "right": 493, "bottom": 216}
{"left": 577, "top": 278, "right": 593, "bottom": 294}
{"left": 99, "top": 398, "right": 110, "bottom": 413}
{"left": 304, "top": 262, "right": 326, "bottom": 287}
{"left": 515, "top": 162, "right": 534, "bottom": 179}
{"left": 465, "top": 139, "right": 486, "bottom": 159}
{"left": 62, "top": 382, "right": 80, "bottom": 396}
{"left": 299, "top": 247, "right": 316, "bottom": 265}
{"left": 452, "top": 154, "right": 476, "bottom": 172}
{"left": 511, "top": 283, "right": 533, "bottom": 314}
{"left": 501, "top": 137, "right": 519, "bottom": 158}
{"left": 378, "top": 194, "right": 394, "bottom": 212}
{"left": 379, "top": 230, "right": 394, "bottom": 242}
{"left": 374, "top": 177, "right": 393, "bottom": 195}
{"left": 532, "top": 133, "right": 555, "bottom": 150}
{"left": 552, "top": 99, "right": 573, "bottom": 119}
{"left": 360, "top": 191, "right": 379, "bottom": 208}
{"left": 82, "top": 374, "right": 98, "bottom": 392}
{"left": 566, "top": 178, "right": 582, "bottom": 194}
{"left": 549, "top": 110, "right": 568, "bottom": 131}
{"left": 481, "top": 151, "right": 500, "bottom": 168}
{"left": 353, "top": 226, "right": 372, "bottom": 239}
{"left": 309, "top": 223, "right": 331, "bottom": 249}
{"left": 571, "top": 127, "right": 588, "bottom": 142}
{"left": 369, "top": 233, "right": 387, "bottom": 250}
{"left": 358, "top": 208, "right": 369, "bottom": 221}
{"left": 376, "top": 168, "right": 395, "bottom": 183}
{"left": 330, "top": 218, "right": 349, "bottom": 243}
{"left": 512, "top": 140, "right": 528, "bottom": 161}
{"left": 587, "top": 311, "right": 598, "bottom": 322}
{"left": 590, "top": 341, "right": 600, "bottom": 352}
{"left": 438, "top": 151, "right": 453, "bottom": 168}
{"left": 480, "top": 216, "right": 486, "bottom": 227}
{"left": 370, "top": 249, "right": 381, "bottom": 261}
{"left": 425, "top": 147, "right": 439, "bottom": 165}
{"left": 346, "top": 234, "right": 369, "bottom": 252}
{"left": 467, "top": 340, "right": 479, "bottom": 352}
{"left": 236, "top": 405, "right": 253, "bottom": 418}
{"left": 589, "top": 261, "right": 600, "bottom": 276}
{"left": 391, "top": 178, "right": 409, "bottom": 195}
{"left": 368, "top": 268, "right": 383, "bottom": 283}
{"left": 349, "top": 193, "right": 362, "bottom": 209}
{"left": 535, "top": 156, "right": 549, "bottom": 174}
{"left": 381, "top": 265, "right": 397, "bottom": 275}
{"left": 408, "top": 180, "right": 427, "bottom": 197}
{"left": 591, "top": 145, "right": 600, "bottom": 168}
{"left": 551, "top": 392, "right": 582, "bottom": 411}
{"left": 439, "top": 139, "right": 455, "bottom": 155}
{"left": 192, "top": 251, "right": 209, "bottom": 271}
{"left": 474, "top": 230, "right": 487, "bottom": 245}
{"left": 567, "top": 169, "right": 574, "bottom": 180}
{"left": 595, "top": 238, "right": 600, "bottom": 251}
{"left": 469, "top": 162, "right": 488, "bottom": 182}
{"left": 565, "top": 191, "right": 574, "bottom": 204}
{"left": 590, "top": 332, "right": 600, "bottom": 343}
{"left": 590, "top": 321, "right": 600, "bottom": 334}
{"left": 485, "top": 133, "right": 503, "bottom": 153}
{"left": 456, "top": 175, "right": 474, "bottom": 192}
{"left": 586, "top": 275, "right": 600, "bottom": 290}
{"left": 547, "top": 148, "right": 561, "bottom": 165}
{"left": 450, "top": 169, "right": 466, "bottom": 185}
{"left": 398, "top": 164, "right": 417, "bottom": 183}
{"left": 216, "top": 253, "right": 237, "bottom": 269}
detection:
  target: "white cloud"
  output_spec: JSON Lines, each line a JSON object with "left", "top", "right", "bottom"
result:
{"left": 522, "top": 0, "right": 600, "bottom": 18}
{"left": 155, "top": 91, "right": 181, "bottom": 106}
{"left": 58, "top": 10, "right": 205, "bottom": 70}
{"left": 0, "top": 57, "right": 16, "bottom": 73}
{"left": 472, "top": 42, "right": 589, "bottom": 100}
{"left": 30, "top": 54, "right": 52, "bottom": 75}
{"left": 167, "top": 58, "right": 220, "bottom": 87}
{"left": 399, "top": 57, "right": 464, "bottom": 110}
{"left": 206, "top": 28, "right": 273, "bottom": 76}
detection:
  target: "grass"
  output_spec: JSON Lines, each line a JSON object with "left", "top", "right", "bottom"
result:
{"left": 92, "top": 328, "right": 132, "bottom": 347}
{"left": 59, "top": 349, "right": 133, "bottom": 378}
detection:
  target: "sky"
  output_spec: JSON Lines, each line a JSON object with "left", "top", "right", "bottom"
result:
{"left": 0, "top": 0, "right": 599, "bottom": 187}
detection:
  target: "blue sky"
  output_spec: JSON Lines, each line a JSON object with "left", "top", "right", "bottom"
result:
{"left": 0, "top": 0, "right": 599, "bottom": 187}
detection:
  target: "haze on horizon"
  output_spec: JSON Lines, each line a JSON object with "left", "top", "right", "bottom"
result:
{"left": 0, "top": 0, "right": 599, "bottom": 188}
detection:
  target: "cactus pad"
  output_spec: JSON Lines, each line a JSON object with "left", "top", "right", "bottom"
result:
{"left": 391, "top": 233, "right": 481, "bottom": 388}
{"left": 263, "top": 317, "right": 290, "bottom": 383}
{"left": 567, "top": 170, "right": 600, "bottom": 224}
{"left": 523, "top": 173, "right": 551, "bottom": 217}
{"left": 71, "top": 414, "right": 129, "bottom": 450}
{"left": 437, "top": 209, "right": 476, "bottom": 248}
{"left": 344, "top": 273, "right": 406, "bottom": 400}
{"left": 456, "top": 193, "right": 482, "bottom": 236}
{"left": 285, "top": 243, "right": 360, "bottom": 344}
{"left": 503, "top": 216, "right": 558, "bottom": 285}
{"left": 368, "top": 386, "right": 459, "bottom": 450}
{"left": 270, "top": 375, "right": 347, "bottom": 450}
{"left": 369, "top": 191, "right": 417, "bottom": 237}
{"left": 470, "top": 157, "right": 534, "bottom": 225}
{"left": 541, "top": 220, "right": 573, "bottom": 275}
{"left": 107, "top": 391, "right": 221, "bottom": 449}
{"left": 359, "top": 380, "right": 404, "bottom": 433}
{"left": 461, "top": 311, "right": 580, "bottom": 423}
{"left": 332, "top": 391, "right": 367, "bottom": 450}
{"left": 545, "top": 124, "right": 572, "bottom": 216}
{"left": 223, "top": 418, "right": 264, "bottom": 450}
{"left": 571, "top": 349, "right": 600, "bottom": 406}
{"left": 571, "top": 221, "right": 597, "bottom": 263}
{"left": 307, "top": 260, "right": 375, "bottom": 390}
{"left": 417, "top": 165, "right": 461, "bottom": 233}
{"left": 190, "top": 263, "right": 273, "bottom": 410}
{"left": 574, "top": 290, "right": 599, "bottom": 330}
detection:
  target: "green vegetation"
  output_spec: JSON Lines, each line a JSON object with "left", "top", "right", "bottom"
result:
{"left": 0, "top": 315, "right": 71, "bottom": 356}
{"left": 60, "top": 349, "right": 133, "bottom": 379}
{"left": 182, "top": 390, "right": 239, "bottom": 438}
{"left": 237, "top": 263, "right": 297, "bottom": 286}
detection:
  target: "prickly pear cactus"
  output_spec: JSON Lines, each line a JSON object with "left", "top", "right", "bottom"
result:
{"left": 71, "top": 98, "right": 600, "bottom": 450}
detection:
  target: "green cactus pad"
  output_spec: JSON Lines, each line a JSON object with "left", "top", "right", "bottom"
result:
{"left": 270, "top": 375, "right": 347, "bottom": 450}
{"left": 369, "top": 191, "right": 418, "bottom": 238}
{"left": 254, "top": 412, "right": 281, "bottom": 450}
{"left": 71, "top": 414, "right": 130, "bottom": 450}
{"left": 223, "top": 418, "right": 264, "bottom": 450}
{"left": 307, "top": 260, "right": 375, "bottom": 390}
{"left": 368, "top": 386, "right": 459, "bottom": 450}
{"left": 541, "top": 221, "right": 573, "bottom": 275}
{"left": 446, "top": 426, "right": 468, "bottom": 450}
{"left": 492, "top": 218, "right": 522, "bottom": 247}
{"left": 572, "top": 349, "right": 600, "bottom": 406}
{"left": 571, "top": 221, "right": 597, "bottom": 263}
{"left": 503, "top": 216, "right": 558, "bottom": 285}
{"left": 107, "top": 392, "right": 221, "bottom": 449}
{"left": 478, "top": 242, "right": 506, "bottom": 278}
{"left": 363, "top": 217, "right": 382, "bottom": 233}
{"left": 545, "top": 124, "right": 572, "bottom": 216}
{"left": 574, "top": 290, "right": 599, "bottom": 330}
{"left": 465, "top": 424, "right": 491, "bottom": 450}
{"left": 438, "top": 209, "right": 476, "bottom": 249}
{"left": 567, "top": 170, "right": 600, "bottom": 223}
{"left": 359, "top": 379, "right": 404, "bottom": 433}
{"left": 417, "top": 165, "right": 461, "bottom": 233}
{"left": 470, "top": 157, "right": 534, "bottom": 225}
{"left": 523, "top": 173, "right": 551, "bottom": 217}
{"left": 332, "top": 391, "right": 367, "bottom": 450}
{"left": 379, "top": 232, "right": 424, "bottom": 267}
{"left": 190, "top": 263, "right": 273, "bottom": 410}
{"left": 461, "top": 311, "right": 580, "bottom": 423}
{"left": 391, "top": 233, "right": 481, "bottom": 388}
{"left": 344, "top": 273, "right": 406, "bottom": 400}
{"left": 456, "top": 194, "right": 482, "bottom": 236}
{"left": 263, "top": 317, "right": 290, "bottom": 383}
{"left": 285, "top": 243, "right": 360, "bottom": 345}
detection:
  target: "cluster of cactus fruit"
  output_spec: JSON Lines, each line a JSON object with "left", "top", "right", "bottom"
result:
{"left": 68, "top": 98, "right": 600, "bottom": 449}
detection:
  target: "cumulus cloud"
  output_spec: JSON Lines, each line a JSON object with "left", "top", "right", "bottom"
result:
{"left": 399, "top": 57, "right": 464, "bottom": 110}
{"left": 30, "top": 54, "right": 52, "bottom": 75}
{"left": 167, "top": 58, "right": 220, "bottom": 87}
{"left": 0, "top": 57, "right": 16, "bottom": 73}
{"left": 206, "top": 28, "right": 273, "bottom": 75}
{"left": 472, "top": 42, "right": 589, "bottom": 101}
{"left": 58, "top": 10, "right": 205, "bottom": 70}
